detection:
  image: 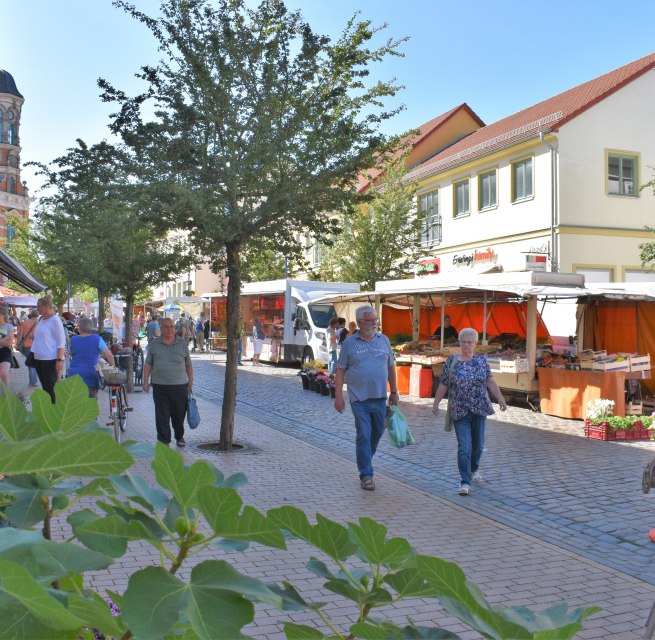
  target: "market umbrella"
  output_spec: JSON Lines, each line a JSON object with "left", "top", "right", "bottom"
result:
{"left": 163, "top": 304, "right": 182, "bottom": 312}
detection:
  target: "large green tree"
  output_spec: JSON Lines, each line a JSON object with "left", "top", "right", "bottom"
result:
{"left": 320, "top": 153, "right": 425, "bottom": 289}
{"left": 5, "top": 213, "right": 70, "bottom": 309}
{"left": 32, "top": 140, "right": 195, "bottom": 389}
{"left": 100, "top": 0, "right": 407, "bottom": 449}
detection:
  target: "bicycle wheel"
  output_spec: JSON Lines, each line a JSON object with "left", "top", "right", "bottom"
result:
{"left": 118, "top": 385, "right": 129, "bottom": 432}
{"left": 109, "top": 388, "right": 121, "bottom": 444}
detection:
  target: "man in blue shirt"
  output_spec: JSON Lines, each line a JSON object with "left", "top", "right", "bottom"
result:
{"left": 334, "top": 305, "right": 399, "bottom": 491}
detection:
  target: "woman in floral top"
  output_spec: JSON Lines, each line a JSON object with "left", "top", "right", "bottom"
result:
{"left": 432, "top": 327, "right": 507, "bottom": 495}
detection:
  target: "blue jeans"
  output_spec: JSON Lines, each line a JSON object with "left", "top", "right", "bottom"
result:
{"left": 25, "top": 347, "right": 38, "bottom": 385}
{"left": 453, "top": 412, "right": 486, "bottom": 486}
{"left": 236, "top": 336, "right": 243, "bottom": 364}
{"left": 350, "top": 398, "right": 387, "bottom": 479}
{"left": 328, "top": 350, "right": 337, "bottom": 373}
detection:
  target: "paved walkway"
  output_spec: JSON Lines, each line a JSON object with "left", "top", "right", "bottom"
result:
{"left": 19, "top": 353, "right": 655, "bottom": 639}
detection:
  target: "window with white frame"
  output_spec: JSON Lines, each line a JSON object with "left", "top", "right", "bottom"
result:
{"left": 607, "top": 153, "right": 637, "bottom": 196}
{"left": 312, "top": 242, "right": 322, "bottom": 266}
{"left": 453, "top": 179, "right": 470, "bottom": 217}
{"left": 512, "top": 157, "right": 533, "bottom": 202}
{"left": 419, "top": 189, "right": 441, "bottom": 245}
{"left": 575, "top": 267, "right": 613, "bottom": 283}
{"left": 478, "top": 170, "right": 497, "bottom": 210}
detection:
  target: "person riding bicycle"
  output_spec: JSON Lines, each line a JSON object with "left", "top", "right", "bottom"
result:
{"left": 69, "top": 317, "right": 115, "bottom": 398}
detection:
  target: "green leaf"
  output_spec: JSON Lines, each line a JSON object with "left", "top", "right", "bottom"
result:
{"left": 384, "top": 568, "right": 438, "bottom": 599}
{"left": 122, "top": 561, "right": 277, "bottom": 640}
{"left": 0, "top": 390, "right": 30, "bottom": 441}
{"left": 211, "top": 538, "right": 251, "bottom": 552}
{"left": 5, "top": 491, "right": 48, "bottom": 528}
{"left": 417, "top": 556, "right": 530, "bottom": 639}
{"left": 198, "top": 486, "right": 286, "bottom": 548}
{"left": 268, "top": 581, "right": 321, "bottom": 611}
{"left": 268, "top": 506, "right": 356, "bottom": 561}
{"left": 0, "top": 558, "right": 85, "bottom": 630}
{"left": 67, "top": 592, "right": 127, "bottom": 639}
{"left": 349, "top": 517, "right": 415, "bottom": 567}
{"left": 31, "top": 377, "right": 99, "bottom": 435}
{"left": 284, "top": 622, "right": 324, "bottom": 639}
{"left": 152, "top": 443, "right": 217, "bottom": 507}
{"left": 68, "top": 510, "right": 158, "bottom": 557}
{"left": 306, "top": 557, "right": 337, "bottom": 579}
{"left": 0, "top": 529, "right": 112, "bottom": 581}
{"left": 122, "top": 567, "right": 189, "bottom": 639}
{"left": 0, "top": 431, "right": 133, "bottom": 477}
{"left": 351, "top": 619, "right": 461, "bottom": 639}
{"left": 108, "top": 472, "right": 169, "bottom": 510}
{"left": 0, "top": 605, "right": 78, "bottom": 640}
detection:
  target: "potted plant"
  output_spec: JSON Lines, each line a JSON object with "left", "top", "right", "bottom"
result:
{"left": 584, "top": 399, "right": 615, "bottom": 440}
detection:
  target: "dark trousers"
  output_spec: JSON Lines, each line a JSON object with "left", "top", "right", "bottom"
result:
{"left": 152, "top": 384, "right": 188, "bottom": 444}
{"left": 35, "top": 359, "right": 59, "bottom": 403}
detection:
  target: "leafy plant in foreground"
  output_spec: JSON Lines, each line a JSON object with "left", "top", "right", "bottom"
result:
{"left": 0, "top": 377, "right": 600, "bottom": 639}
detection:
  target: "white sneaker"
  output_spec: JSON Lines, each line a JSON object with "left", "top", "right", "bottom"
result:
{"left": 458, "top": 484, "right": 470, "bottom": 496}
{"left": 472, "top": 472, "right": 484, "bottom": 483}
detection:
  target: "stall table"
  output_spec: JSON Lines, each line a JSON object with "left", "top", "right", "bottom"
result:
{"left": 538, "top": 368, "right": 651, "bottom": 419}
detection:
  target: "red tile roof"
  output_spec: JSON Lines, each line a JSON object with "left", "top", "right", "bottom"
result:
{"left": 357, "top": 103, "right": 485, "bottom": 193}
{"left": 406, "top": 52, "right": 655, "bottom": 182}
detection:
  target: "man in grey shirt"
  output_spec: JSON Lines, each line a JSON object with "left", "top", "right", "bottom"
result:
{"left": 143, "top": 317, "right": 194, "bottom": 447}
{"left": 334, "top": 305, "right": 399, "bottom": 491}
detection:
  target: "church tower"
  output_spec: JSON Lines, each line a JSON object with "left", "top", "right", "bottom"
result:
{"left": 0, "top": 69, "right": 31, "bottom": 248}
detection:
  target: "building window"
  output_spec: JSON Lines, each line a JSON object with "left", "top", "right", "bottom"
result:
{"left": 6, "top": 224, "right": 16, "bottom": 249}
{"left": 9, "top": 177, "right": 15, "bottom": 194}
{"left": 7, "top": 125, "right": 15, "bottom": 145}
{"left": 478, "top": 170, "right": 497, "bottom": 210}
{"left": 575, "top": 267, "right": 613, "bottom": 283}
{"left": 512, "top": 157, "right": 533, "bottom": 202}
{"left": 0, "top": 111, "right": 3, "bottom": 143}
{"left": 419, "top": 189, "right": 441, "bottom": 245}
{"left": 453, "top": 179, "right": 470, "bottom": 217}
{"left": 312, "top": 242, "right": 322, "bottom": 266}
{"left": 607, "top": 153, "right": 637, "bottom": 196}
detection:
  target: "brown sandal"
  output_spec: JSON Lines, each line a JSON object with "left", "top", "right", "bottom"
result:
{"left": 360, "top": 477, "right": 375, "bottom": 491}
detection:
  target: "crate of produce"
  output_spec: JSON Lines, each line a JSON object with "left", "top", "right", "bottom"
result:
{"left": 629, "top": 354, "right": 651, "bottom": 372}
{"left": 591, "top": 359, "right": 630, "bottom": 372}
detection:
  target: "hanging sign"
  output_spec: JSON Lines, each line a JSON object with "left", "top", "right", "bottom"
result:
{"left": 525, "top": 254, "right": 548, "bottom": 272}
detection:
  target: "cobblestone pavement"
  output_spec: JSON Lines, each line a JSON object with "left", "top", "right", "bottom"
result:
{"left": 22, "top": 351, "right": 655, "bottom": 639}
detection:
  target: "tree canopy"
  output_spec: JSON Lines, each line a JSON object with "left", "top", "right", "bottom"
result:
{"left": 319, "top": 153, "right": 424, "bottom": 289}
{"left": 100, "top": 0, "right": 408, "bottom": 448}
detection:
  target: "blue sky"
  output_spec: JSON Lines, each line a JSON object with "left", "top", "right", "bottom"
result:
{"left": 6, "top": 0, "right": 655, "bottom": 191}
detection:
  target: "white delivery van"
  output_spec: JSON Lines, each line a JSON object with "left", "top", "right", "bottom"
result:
{"left": 241, "top": 279, "right": 360, "bottom": 364}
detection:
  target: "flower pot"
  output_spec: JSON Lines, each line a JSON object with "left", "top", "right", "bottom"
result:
{"left": 321, "top": 383, "right": 330, "bottom": 396}
{"left": 300, "top": 374, "right": 310, "bottom": 390}
{"left": 330, "top": 387, "right": 336, "bottom": 398}
{"left": 583, "top": 420, "right": 615, "bottom": 441}
{"left": 316, "top": 380, "right": 325, "bottom": 394}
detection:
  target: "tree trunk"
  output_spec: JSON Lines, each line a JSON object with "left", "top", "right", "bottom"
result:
{"left": 219, "top": 241, "right": 241, "bottom": 451}
{"left": 124, "top": 292, "right": 134, "bottom": 393}
{"left": 98, "top": 291, "right": 106, "bottom": 340}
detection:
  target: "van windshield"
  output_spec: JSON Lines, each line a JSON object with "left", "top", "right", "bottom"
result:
{"left": 308, "top": 304, "right": 336, "bottom": 329}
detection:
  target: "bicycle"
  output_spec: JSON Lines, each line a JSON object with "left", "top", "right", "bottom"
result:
{"left": 100, "top": 366, "right": 132, "bottom": 443}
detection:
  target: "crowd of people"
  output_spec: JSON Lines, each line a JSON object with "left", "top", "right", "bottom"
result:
{"left": 2, "top": 298, "right": 508, "bottom": 495}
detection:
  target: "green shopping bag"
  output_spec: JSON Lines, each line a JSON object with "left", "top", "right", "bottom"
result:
{"left": 387, "top": 406, "right": 415, "bottom": 448}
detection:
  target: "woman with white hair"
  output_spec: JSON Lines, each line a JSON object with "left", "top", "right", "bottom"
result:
{"left": 432, "top": 327, "right": 507, "bottom": 496}
{"left": 68, "top": 317, "right": 115, "bottom": 398}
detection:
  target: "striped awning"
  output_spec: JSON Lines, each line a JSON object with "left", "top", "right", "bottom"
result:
{"left": 0, "top": 249, "right": 47, "bottom": 293}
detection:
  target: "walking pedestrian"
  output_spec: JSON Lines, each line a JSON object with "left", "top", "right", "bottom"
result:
{"left": 146, "top": 314, "right": 161, "bottom": 343}
{"left": 252, "top": 316, "right": 264, "bottom": 365}
{"left": 236, "top": 315, "right": 244, "bottom": 365}
{"left": 0, "top": 306, "right": 15, "bottom": 388}
{"left": 194, "top": 316, "right": 205, "bottom": 352}
{"left": 142, "top": 317, "right": 193, "bottom": 447}
{"left": 333, "top": 305, "right": 398, "bottom": 491}
{"left": 432, "top": 327, "right": 507, "bottom": 496}
{"left": 18, "top": 309, "right": 39, "bottom": 387}
{"left": 327, "top": 316, "right": 339, "bottom": 373}
{"left": 31, "top": 295, "right": 66, "bottom": 403}
{"left": 68, "top": 317, "right": 115, "bottom": 398}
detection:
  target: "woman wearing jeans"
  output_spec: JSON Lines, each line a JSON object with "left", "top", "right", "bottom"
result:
{"left": 31, "top": 295, "right": 66, "bottom": 403}
{"left": 432, "top": 327, "right": 507, "bottom": 495}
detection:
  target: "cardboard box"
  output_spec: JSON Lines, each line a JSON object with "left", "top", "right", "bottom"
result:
{"left": 499, "top": 358, "right": 529, "bottom": 374}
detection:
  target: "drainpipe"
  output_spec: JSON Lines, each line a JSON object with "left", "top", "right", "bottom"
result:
{"left": 539, "top": 131, "right": 558, "bottom": 272}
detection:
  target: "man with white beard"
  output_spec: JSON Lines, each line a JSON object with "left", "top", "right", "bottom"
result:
{"left": 333, "top": 305, "right": 399, "bottom": 491}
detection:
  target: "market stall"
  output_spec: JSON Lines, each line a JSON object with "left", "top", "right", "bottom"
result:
{"left": 322, "top": 271, "right": 586, "bottom": 402}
